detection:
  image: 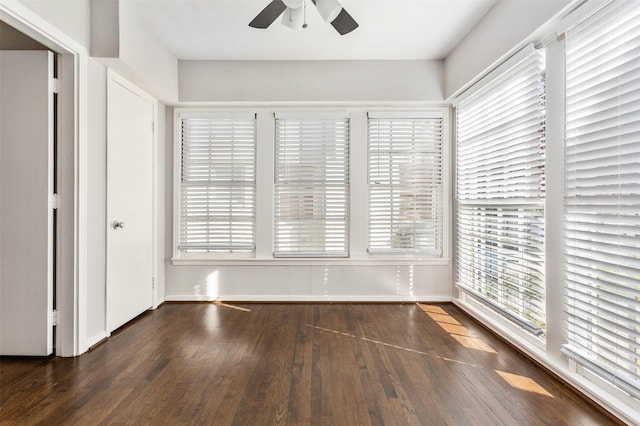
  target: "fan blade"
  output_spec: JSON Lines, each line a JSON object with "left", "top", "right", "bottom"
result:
{"left": 249, "top": 0, "right": 287, "bottom": 29}
{"left": 331, "top": 8, "right": 358, "bottom": 35}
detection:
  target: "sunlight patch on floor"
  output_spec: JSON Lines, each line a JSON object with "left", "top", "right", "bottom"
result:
{"left": 360, "top": 337, "right": 429, "bottom": 355}
{"left": 417, "top": 304, "right": 462, "bottom": 326}
{"left": 436, "top": 356, "right": 479, "bottom": 367}
{"left": 213, "top": 301, "right": 252, "bottom": 312}
{"left": 436, "top": 322, "right": 474, "bottom": 337}
{"left": 495, "top": 370, "right": 554, "bottom": 398}
{"left": 418, "top": 303, "right": 497, "bottom": 354}
{"left": 306, "top": 324, "right": 356, "bottom": 338}
{"left": 450, "top": 335, "right": 497, "bottom": 354}
{"left": 306, "top": 324, "right": 429, "bottom": 355}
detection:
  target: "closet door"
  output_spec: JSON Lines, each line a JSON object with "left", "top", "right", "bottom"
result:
{"left": 0, "top": 50, "right": 55, "bottom": 355}
{"left": 106, "top": 72, "right": 155, "bottom": 332}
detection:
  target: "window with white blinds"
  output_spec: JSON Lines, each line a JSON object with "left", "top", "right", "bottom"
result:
{"left": 563, "top": 0, "right": 640, "bottom": 398}
{"left": 456, "top": 48, "right": 547, "bottom": 335}
{"left": 179, "top": 113, "right": 256, "bottom": 253}
{"left": 274, "top": 113, "right": 349, "bottom": 257}
{"left": 367, "top": 113, "right": 443, "bottom": 255}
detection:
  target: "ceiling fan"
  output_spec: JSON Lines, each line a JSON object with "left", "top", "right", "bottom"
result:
{"left": 249, "top": 0, "right": 359, "bottom": 35}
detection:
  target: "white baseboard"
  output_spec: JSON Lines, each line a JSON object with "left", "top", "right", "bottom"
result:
{"left": 164, "top": 294, "right": 452, "bottom": 303}
{"left": 86, "top": 331, "right": 109, "bottom": 349}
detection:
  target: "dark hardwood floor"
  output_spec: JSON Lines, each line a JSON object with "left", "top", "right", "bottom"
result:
{"left": 0, "top": 303, "right": 621, "bottom": 425}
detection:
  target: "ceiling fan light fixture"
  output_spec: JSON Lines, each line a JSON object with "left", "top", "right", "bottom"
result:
{"left": 282, "top": 0, "right": 304, "bottom": 9}
{"left": 316, "top": 0, "right": 342, "bottom": 23}
{"left": 281, "top": 6, "right": 305, "bottom": 30}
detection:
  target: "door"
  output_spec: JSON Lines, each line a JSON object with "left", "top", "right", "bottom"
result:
{"left": 0, "top": 51, "right": 55, "bottom": 355}
{"left": 106, "top": 74, "right": 154, "bottom": 332}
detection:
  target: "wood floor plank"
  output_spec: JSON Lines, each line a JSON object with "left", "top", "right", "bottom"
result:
{"left": 0, "top": 303, "right": 622, "bottom": 425}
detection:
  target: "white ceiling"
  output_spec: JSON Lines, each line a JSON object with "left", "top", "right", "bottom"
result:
{"left": 124, "top": 0, "right": 497, "bottom": 61}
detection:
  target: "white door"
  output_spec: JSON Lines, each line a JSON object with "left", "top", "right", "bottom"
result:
{"left": 106, "top": 74, "right": 154, "bottom": 332}
{"left": 0, "top": 51, "right": 54, "bottom": 355}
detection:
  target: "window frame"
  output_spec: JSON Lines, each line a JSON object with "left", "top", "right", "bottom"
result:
{"left": 172, "top": 107, "right": 450, "bottom": 265}
{"left": 454, "top": 45, "right": 548, "bottom": 337}
{"left": 367, "top": 111, "right": 445, "bottom": 257}
{"left": 173, "top": 109, "right": 258, "bottom": 260}
{"left": 273, "top": 112, "right": 351, "bottom": 258}
{"left": 561, "top": 0, "right": 640, "bottom": 400}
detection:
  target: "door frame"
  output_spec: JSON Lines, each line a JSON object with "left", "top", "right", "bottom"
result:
{"left": 0, "top": 1, "right": 88, "bottom": 356}
{"left": 106, "top": 69, "right": 160, "bottom": 325}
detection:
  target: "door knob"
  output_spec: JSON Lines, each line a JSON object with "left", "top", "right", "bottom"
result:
{"left": 112, "top": 221, "right": 125, "bottom": 230}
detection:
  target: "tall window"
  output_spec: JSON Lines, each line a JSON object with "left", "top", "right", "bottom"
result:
{"left": 178, "top": 113, "right": 256, "bottom": 253}
{"left": 368, "top": 112, "right": 443, "bottom": 255}
{"left": 563, "top": 0, "right": 640, "bottom": 398}
{"left": 274, "top": 113, "right": 350, "bottom": 257}
{"left": 456, "top": 48, "right": 547, "bottom": 335}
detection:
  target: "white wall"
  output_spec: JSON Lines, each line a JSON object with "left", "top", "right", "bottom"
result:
{"left": 86, "top": 57, "right": 107, "bottom": 343}
{"left": 90, "top": 0, "right": 179, "bottom": 104}
{"left": 164, "top": 106, "right": 452, "bottom": 302}
{"left": 171, "top": 58, "right": 449, "bottom": 301}
{"left": 165, "top": 265, "right": 452, "bottom": 302}
{"left": 18, "top": 0, "right": 90, "bottom": 48}
{"left": 444, "top": 0, "right": 570, "bottom": 98}
{"left": 154, "top": 102, "right": 167, "bottom": 307}
{"left": 111, "top": 1, "right": 178, "bottom": 103}
{"left": 179, "top": 60, "right": 444, "bottom": 103}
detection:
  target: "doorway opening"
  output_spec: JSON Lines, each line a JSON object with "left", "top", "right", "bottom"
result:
{"left": 0, "top": 3, "right": 88, "bottom": 356}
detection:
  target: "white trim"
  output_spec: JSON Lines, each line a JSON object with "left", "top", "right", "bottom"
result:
{"left": 153, "top": 105, "right": 164, "bottom": 309}
{"left": 179, "top": 111, "right": 256, "bottom": 120}
{"left": 86, "top": 331, "right": 109, "bottom": 349}
{"left": 367, "top": 111, "right": 444, "bottom": 119}
{"left": 275, "top": 111, "right": 350, "bottom": 119}
{"left": 173, "top": 108, "right": 182, "bottom": 261}
{"left": 452, "top": 43, "right": 537, "bottom": 105}
{"left": 255, "top": 111, "right": 276, "bottom": 258}
{"left": 0, "top": 0, "right": 89, "bottom": 357}
{"left": 440, "top": 107, "right": 451, "bottom": 260}
{"left": 165, "top": 295, "right": 453, "bottom": 303}
{"left": 107, "top": 69, "right": 158, "bottom": 105}
{"left": 544, "top": 0, "right": 612, "bottom": 37}
{"left": 171, "top": 257, "right": 451, "bottom": 266}
{"left": 542, "top": 35, "right": 567, "bottom": 362}
{"left": 446, "top": 0, "right": 611, "bottom": 103}
{"left": 177, "top": 101, "right": 451, "bottom": 110}
{"left": 75, "top": 51, "right": 89, "bottom": 357}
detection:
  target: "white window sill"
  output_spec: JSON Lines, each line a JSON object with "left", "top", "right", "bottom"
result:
{"left": 171, "top": 256, "right": 451, "bottom": 266}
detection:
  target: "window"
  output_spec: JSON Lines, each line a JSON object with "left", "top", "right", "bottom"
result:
{"left": 178, "top": 113, "right": 256, "bottom": 253}
{"left": 563, "top": 0, "right": 640, "bottom": 398}
{"left": 456, "top": 47, "right": 547, "bottom": 335}
{"left": 368, "top": 112, "right": 443, "bottom": 255}
{"left": 174, "top": 108, "right": 449, "bottom": 263}
{"left": 274, "top": 113, "right": 350, "bottom": 257}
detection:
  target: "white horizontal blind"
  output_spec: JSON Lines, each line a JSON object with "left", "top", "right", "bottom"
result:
{"left": 456, "top": 49, "right": 547, "bottom": 335}
{"left": 179, "top": 114, "right": 256, "bottom": 252}
{"left": 368, "top": 113, "right": 443, "bottom": 255}
{"left": 274, "top": 113, "right": 349, "bottom": 257}
{"left": 563, "top": 0, "right": 640, "bottom": 398}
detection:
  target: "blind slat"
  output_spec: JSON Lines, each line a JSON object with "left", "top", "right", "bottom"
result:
{"left": 456, "top": 48, "right": 546, "bottom": 335}
{"left": 368, "top": 115, "right": 443, "bottom": 255}
{"left": 179, "top": 115, "right": 256, "bottom": 253}
{"left": 564, "top": 0, "right": 640, "bottom": 399}
{"left": 274, "top": 116, "right": 349, "bottom": 256}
